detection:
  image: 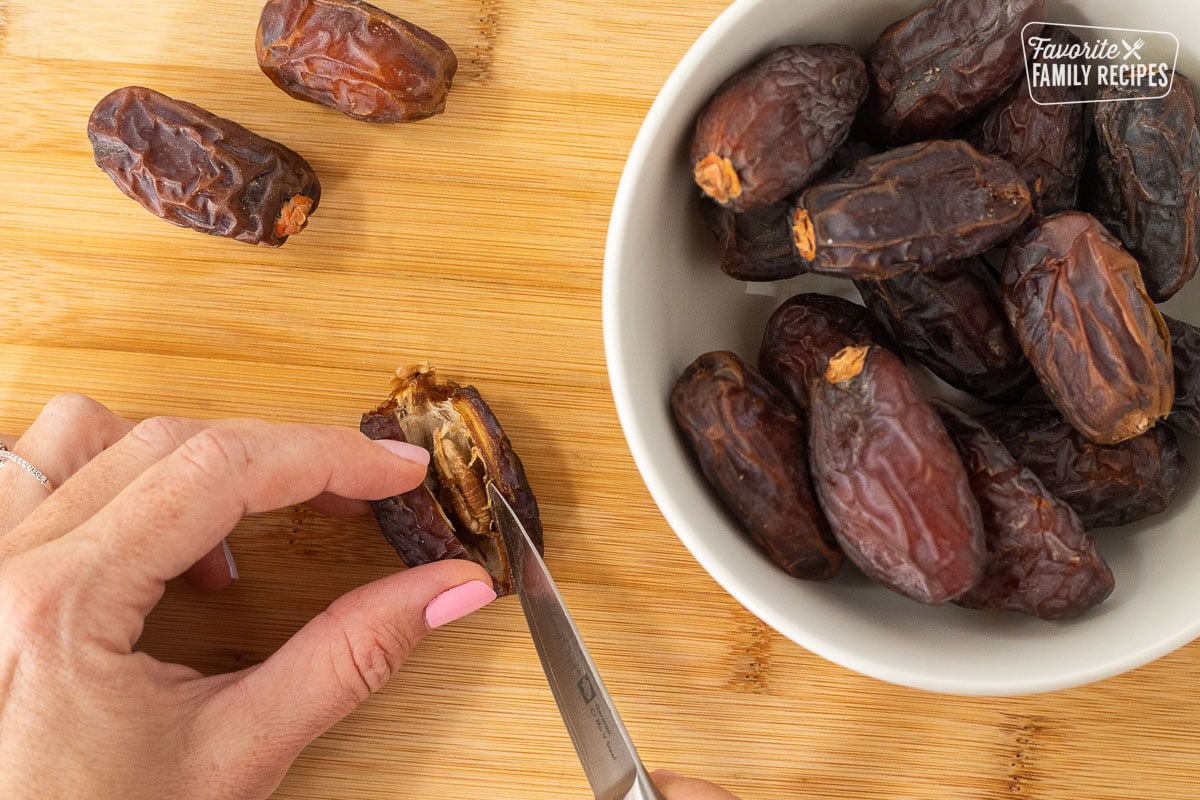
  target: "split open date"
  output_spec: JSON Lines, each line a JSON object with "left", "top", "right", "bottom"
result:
{"left": 675, "top": 0, "right": 1200, "bottom": 619}
{"left": 361, "top": 365, "right": 542, "bottom": 597}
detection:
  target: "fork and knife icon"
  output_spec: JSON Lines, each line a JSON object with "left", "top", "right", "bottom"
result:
{"left": 1122, "top": 38, "right": 1146, "bottom": 60}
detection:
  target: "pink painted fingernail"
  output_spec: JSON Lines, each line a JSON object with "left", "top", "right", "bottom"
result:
{"left": 425, "top": 581, "right": 497, "bottom": 629}
{"left": 221, "top": 540, "right": 240, "bottom": 581}
{"left": 374, "top": 438, "right": 431, "bottom": 466}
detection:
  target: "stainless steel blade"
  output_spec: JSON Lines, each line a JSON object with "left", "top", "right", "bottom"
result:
{"left": 489, "top": 483, "right": 664, "bottom": 800}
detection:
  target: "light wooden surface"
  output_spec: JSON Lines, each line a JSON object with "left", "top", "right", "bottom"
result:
{"left": 3, "top": 1, "right": 1200, "bottom": 798}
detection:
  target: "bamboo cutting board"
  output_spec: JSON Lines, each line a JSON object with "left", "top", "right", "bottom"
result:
{"left": 3, "top": 1, "right": 1200, "bottom": 798}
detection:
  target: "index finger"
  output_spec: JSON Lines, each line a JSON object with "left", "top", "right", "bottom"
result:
{"left": 69, "top": 422, "right": 430, "bottom": 643}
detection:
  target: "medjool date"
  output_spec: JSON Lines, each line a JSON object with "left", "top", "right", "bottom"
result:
{"left": 698, "top": 199, "right": 806, "bottom": 281}
{"left": 966, "top": 26, "right": 1086, "bottom": 217}
{"left": 981, "top": 405, "right": 1190, "bottom": 530}
{"left": 671, "top": 352, "right": 842, "bottom": 580}
{"left": 864, "top": 0, "right": 1044, "bottom": 143}
{"left": 808, "top": 345, "right": 985, "bottom": 604}
{"left": 855, "top": 258, "right": 1036, "bottom": 403}
{"left": 257, "top": 0, "right": 458, "bottom": 123}
{"left": 696, "top": 140, "right": 882, "bottom": 280}
{"left": 791, "top": 140, "right": 1031, "bottom": 279}
{"left": 1001, "top": 212, "right": 1173, "bottom": 444}
{"left": 1083, "top": 73, "right": 1200, "bottom": 301}
{"left": 87, "top": 86, "right": 321, "bottom": 247}
{"left": 1165, "top": 314, "right": 1200, "bottom": 437}
{"left": 690, "top": 44, "right": 867, "bottom": 212}
{"left": 758, "top": 293, "right": 893, "bottom": 411}
{"left": 361, "top": 364, "right": 541, "bottom": 596}
{"left": 934, "top": 401, "right": 1113, "bottom": 619}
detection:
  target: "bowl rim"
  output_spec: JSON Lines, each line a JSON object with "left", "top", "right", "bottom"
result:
{"left": 602, "top": 0, "right": 1200, "bottom": 695}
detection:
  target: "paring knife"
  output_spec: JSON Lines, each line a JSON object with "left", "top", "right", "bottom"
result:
{"left": 488, "top": 483, "right": 667, "bottom": 800}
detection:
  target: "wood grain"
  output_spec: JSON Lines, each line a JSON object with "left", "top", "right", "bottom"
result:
{"left": 2, "top": 1, "right": 1200, "bottom": 798}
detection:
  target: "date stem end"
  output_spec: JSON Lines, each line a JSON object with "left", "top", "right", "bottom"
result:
{"left": 825, "top": 345, "right": 869, "bottom": 384}
{"left": 792, "top": 207, "right": 815, "bottom": 260}
{"left": 694, "top": 152, "right": 741, "bottom": 204}
{"left": 275, "top": 194, "right": 316, "bottom": 238}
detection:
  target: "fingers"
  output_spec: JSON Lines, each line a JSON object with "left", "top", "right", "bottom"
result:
{"left": 5, "top": 416, "right": 426, "bottom": 568}
{"left": 0, "top": 417, "right": 216, "bottom": 566}
{"left": 302, "top": 492, "right": 373, "bottom": 518}
{"left": 70, "top": 422, "right": 430, "bottom": 631}
{"left": 0, "top": 394, "right": 133, "bottom": 536}
{"left": 0, "top": 415, "right": 209, "bottom": 562}
{"left": 180, "top": 540, "right": 239, "bottom": 593}
{"left": 12, "top": 394, "right": 133, "bottom": 488}
{"left": 200, "top": 560, "right": 494, "bottom": 765}
{"left": 652, "top": 770, "right": 745, "bottom": 800}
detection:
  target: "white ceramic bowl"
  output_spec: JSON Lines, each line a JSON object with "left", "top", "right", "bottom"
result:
{"left": 604, "top": 0, "right": 1200, "bottom": 695}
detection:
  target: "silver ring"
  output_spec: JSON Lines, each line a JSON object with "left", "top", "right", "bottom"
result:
{"left": 0, "top": 451, "right": 54, "bottom": 492}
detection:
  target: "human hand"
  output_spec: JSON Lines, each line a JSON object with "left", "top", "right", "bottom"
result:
{"left": 652, "top": 768, "right": 745, "bottom": 799}
{"left": 0, "top": 394, "right": 497, "bottom": 800}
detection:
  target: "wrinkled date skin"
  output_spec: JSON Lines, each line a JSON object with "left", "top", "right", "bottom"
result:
{"left": 696, "top": 142, "right": 886, "bottom": 281}
{"left": 855, "top": 257, "right": 1036, "bottom": 403}
{"left": 758, "top": 293, "right": 893, "bottom": 411}
{"left": 864, "top": 0, "right": 1044, "bottom": 143}
{"left": 257, "top": 0, "right": 458, "bottom": 122}
{"left": 88, "top": 86, "right": 321, "bottom": 247}
{"left": 1083, "top": 73, "right": 1200, "bottom": 301}
{"left": 698, "top": 198, "right": 805, "bottom": 281}
{"left": 1002, "top": 211, "right": 1174, "bottom": 444}
{"left": 981, "top": 405, "right": 1190, "bottom": 530}
{"left": 808, "top": 345, "right": 985, "bottom": 604}
{"left": 1164, "top": 314, "right": 1200, "bottom": 436}
{"left": 361, "top": 364, "right": 542, "bottom": 596}
{"left": 791, "top": 140, "right": 1032, "bottom": 278}
{"left": 691, "top": 44, "right": 867, "bottom": 212}
{"left": 671, "top": 352, "right": 843, "bottom": 580}
{"left": 967, "top": 26, "right": 1085, "bottom": 217}
{"left": 934, "top": 401, "right": 1113, "bottom": 619}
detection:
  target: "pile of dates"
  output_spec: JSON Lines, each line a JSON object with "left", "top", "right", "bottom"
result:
{"left": 673, "top": 0, "right": 1200, "bottom": 619}
{"left": 87, "top": 0, "right": 458, "bottom": 247}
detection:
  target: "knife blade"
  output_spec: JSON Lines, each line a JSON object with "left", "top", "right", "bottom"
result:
{"left": 488, "top": 483, "right": 665, "bottom": 800}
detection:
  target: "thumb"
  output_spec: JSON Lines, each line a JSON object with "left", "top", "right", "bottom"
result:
{"left": 207, "top": 559, "right": 495, "bottom": 764}
{"left": 652, "top": 769, "right": 745, "bottom": 800}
